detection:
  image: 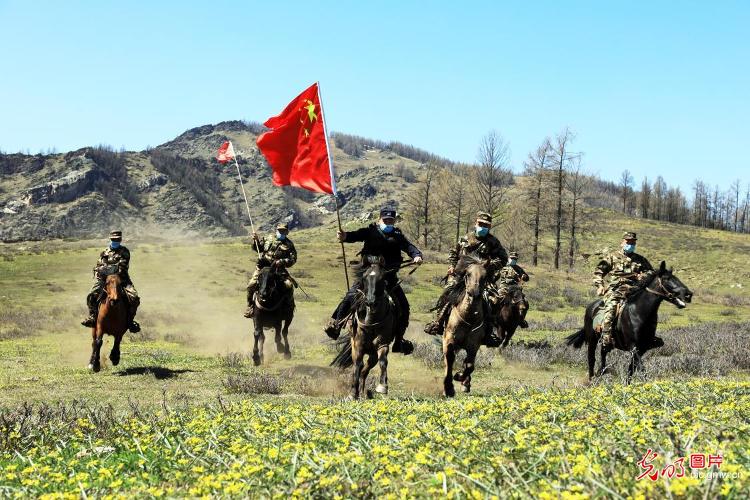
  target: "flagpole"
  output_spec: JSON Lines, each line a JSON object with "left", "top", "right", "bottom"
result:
{"left": 231, "top": 142, "right": 261, "bottom": 258}
{"left": 316, "top": 82, "right": 350, "bottom": 290}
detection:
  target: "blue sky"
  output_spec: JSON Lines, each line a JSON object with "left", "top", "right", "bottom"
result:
{"left": 1, "top": 1, "right": 748, "bottom": 192}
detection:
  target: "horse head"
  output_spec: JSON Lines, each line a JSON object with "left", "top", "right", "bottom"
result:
{"left": 654, "top": 261, "right": 693, "bottom": 309}
{"left": 460, "top": 254, "right": 489, "bottom": 299}
{"left": 362, "top": 255, "right": 387, "bottom": 306}
{"left": 105, "top": 273, "right": 122, "bottom": 305}
{"left": 258, "top": 266, "right": 278, "bottom": 301}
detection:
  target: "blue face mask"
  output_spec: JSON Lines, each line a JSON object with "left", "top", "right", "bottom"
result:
{"left": 110, "top": 241, "right": 121, "bottom": 249}
{"left": 623, "top": 243, "right": 636, "bottom": 254}
{"left": 509, "top": 259, "right": 517, "bottom": 266}
{"left": 276, "top": 231, "right": 286, "bottom": 240}
{"left": 379, "top": 223, "right": 395, "bottom": 233}
{"left": 475, "top": 226, "right": 489, "bottom": 237}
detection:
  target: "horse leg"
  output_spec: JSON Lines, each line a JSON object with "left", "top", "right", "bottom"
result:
{"left": 627, "top": 349, "right": 644, "bottom": 384}
{"left": 274, "top": 322, "right": 284, "bottom": 354}
{"left": 282, "top": 315, "right": 292, "bottom": 359}
{"left": 360, "top": 349, "right": 378, "bottom": 399}
{"left": 458, "top": 347, "right": 477, "bottom": 393}
{"left": 350, "top": 338, "right": 365, "bottom": 400}
{"left": 375, "top": 345, "right": 389, "bottom": 394}
{"left": 252, "top": 320, "right": 264, "bottom": 366}
{"left": 109, "top": 333, "right": 122, "bottom": 366}
{"left": 597, "top": 344, "right": 610, "bottom": 377}
{"left": 89, "top": 328, "right": 103, "bottom": 372}
{"left": 587, "top": 333, "right": 597, "bottom": 381}
{"left": 443, "top": 341, "right": 456, "bottom": 398}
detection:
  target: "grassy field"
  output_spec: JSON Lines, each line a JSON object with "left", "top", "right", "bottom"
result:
{"left": 1, "top": 217, "right": 749, "bottom": 497}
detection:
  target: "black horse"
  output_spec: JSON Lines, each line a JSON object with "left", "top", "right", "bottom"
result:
{"left": 331, "top": 256, "right": 397, "bottom": 399}
{"left": 251, "top": 266, "right": 294, "bottom": 366}
{"left": 566, "top": 261, "right": 692, "bottom": 383}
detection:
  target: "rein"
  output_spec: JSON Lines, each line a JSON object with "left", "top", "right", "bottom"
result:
{"left": 354, "top": 290, "right": 392, "bottom": 328}
{"left": 645, "top": 276, "right": 676, "bottom": 301}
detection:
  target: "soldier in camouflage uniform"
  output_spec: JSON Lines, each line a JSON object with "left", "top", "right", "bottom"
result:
{"left": 496, "top": 251, "right": 530, "bottom": 328}
{"left": 244, "top": 223, "right": 297, "bottom": 318}
{"left": 81, "top": 230, "right": 140, "bottom": 332}
{"left": 424, "top": 211, "right": 508, "bottom": 344}
{"left": 593, "top": 231, "right": 654, "bottom": 347}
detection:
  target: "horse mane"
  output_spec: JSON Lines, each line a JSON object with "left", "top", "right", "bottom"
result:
{"left": 433, "top": 253, "right": 485, "bottom": 309}
{"left": 352, "top": 255, "right": 384, "bottom": 279}
{"left": 624, "top": 269, "right": 660, "bottom": 302}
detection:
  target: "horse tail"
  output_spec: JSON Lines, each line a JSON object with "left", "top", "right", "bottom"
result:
{"left": 330, "top": 334, "right": 353, "bottom": 369}
{"left": 565, "top": 328, "right": 587, "bottom": 348}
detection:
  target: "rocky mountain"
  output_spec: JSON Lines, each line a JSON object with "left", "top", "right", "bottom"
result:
{"left": 0, "top": 121, "right": 426, "bottom": 242}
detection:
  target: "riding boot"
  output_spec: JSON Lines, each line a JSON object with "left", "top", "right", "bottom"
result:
{"left": 324, "top": 318, "right": 341, "bottom": 340}
{"left": 425, "top": 302, "right": 451, "bottom": 336}
{"left": 244, "top": 285, "right": 257, "bottom": 318}
{"left": 392, "top": 327, "right": 413, "bottom": 355}
{"left": 519, "top": 319, "right": 529, "bottom": 329}
{"left": 127, "top": 303, "right": 141, "bottom": 333}
{"left": 481, "top": 323, "right": 503, "bottom": 347}
{"left": 81, "top": 294, "right": 97, "bottom": 327}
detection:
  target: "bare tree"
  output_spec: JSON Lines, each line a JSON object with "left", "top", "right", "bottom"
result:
{"left": 549, "top": 128, "right": 578, "bottom": 270}
{"left": 523, "top": 139, "right": 552, "bottom": 266}
{"left": 473, "top": 131, "right": 513, "bottom": 222}
{"left": 731, "top": 179, "right": 741, "bottom": 232}
{"left": 404, "top": 163, "right": 440, "bottom": 247}
{"left": 639, "top": 177, "right": 651, "bottom": 218}
{"left": 566, "top": 157, "right": 590, "bottom": 269}
{"left": 619, "top": 170, "right": 634, "bottom": 214}
{"left": 443, "top": 163, "right": 472, "bottom": 244}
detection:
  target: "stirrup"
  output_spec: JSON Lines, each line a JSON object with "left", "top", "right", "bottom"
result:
{"left": 128, "top": 320, "right": 141, "bottom": 333}
{"left": 243, "top": 305, "right": 255, "bottom": 318}
{"left": 81, "top": 316, "right": 96, "bottom": 327}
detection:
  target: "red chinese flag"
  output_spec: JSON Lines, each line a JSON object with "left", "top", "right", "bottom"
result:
{"left": 216, "top": 141, "right": 236, "bottom": 164}
{"left": 256, "top": 83, "right": 334, "bottom": 194}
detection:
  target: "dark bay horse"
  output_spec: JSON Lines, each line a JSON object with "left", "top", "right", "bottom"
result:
{"left": 566, "top": 261, "right": 692, "bottom": 383}
{"left": 251, "top": 266, "right": 294, "bottom": 366}
{"left": 331, "top": 256, "right": 396, "bottom": 399}
{"left": 495, "top": 285, "right": 529, "bottom": 347}
{"left": 442, "top": 254, "right": 491, "bottom": 397}
{"left": 88, "top": 272, "right": 128, "bottom": 372}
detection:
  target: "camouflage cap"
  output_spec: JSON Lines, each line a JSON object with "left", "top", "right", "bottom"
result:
{"left": 509, "top": 251, "right": 519, "bottom": 259}
{"left": 109, "top": 230, "right": 122, "bottom": 241}
{"left": 380, "top": 206, "right": 397, "bottom": 219}
{"left": 623, "top": 231, "right": 637, "bottom": 241}
{"left": 476, "top": 211, "right": 492, "bottom": 224}
{"left": 276, "top": 223, "right": 289, "bottom": 231}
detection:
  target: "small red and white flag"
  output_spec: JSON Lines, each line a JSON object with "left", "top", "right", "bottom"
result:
{"left": 216, "top": 141, "right": 236, "bottom": 164}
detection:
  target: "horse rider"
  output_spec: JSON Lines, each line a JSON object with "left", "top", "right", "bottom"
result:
{"left": 324, "top": 206, "right": 423, "bottom": 354}
{"left": 496, "top": 251, "right": 530, "bottom": 328}
{"left": 81, "top": 230, "right": 140, "bottom": 332}
{"left": 424, "top": 211, "right": 508, "bottom": 344}
{"left": 244, "top": 223, "right": 297, "bottom": 318}
{"left": 593, "top": 231, "right": 654, "bottom": 347}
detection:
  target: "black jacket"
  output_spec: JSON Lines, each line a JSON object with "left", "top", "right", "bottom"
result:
{"left": 344, "top": 223, "right": 422, "bottom": 270}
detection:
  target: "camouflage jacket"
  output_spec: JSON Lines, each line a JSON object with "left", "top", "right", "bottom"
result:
{"left": 498, "top": 264, "right": 529, "bottom": 287}
{"left": 93, "top": 246, "right": 132, "bottom": 284}
{"left": 593, "top": 250, "right": 654, "bottom": 291}
{"left": 448, "top": 232, "right": 508, "bottom": 274}
{"left": 253, "top": 236, "right": 297, "bottom": 269}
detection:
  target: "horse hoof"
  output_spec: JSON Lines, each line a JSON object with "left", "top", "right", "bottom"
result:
{"left": 366, "top": 390, "right": 374, "bottom": 400}
{"left": 276, "top": 344, "right": 285, "bottom": 354}
{"left": 91, "top": 364, "right": 101, "bottom": 373}
{"left": 87, "top": 363, "right": 94, "bottom": 371}
{"left": 283, "top": 352, "right": 292, "bottom": 360}
{"left": 461, "top": 385, "right": 471, "bottom": 393}
{"left": 110, "top": 355, "right": 120, "bottom": 366}
{"left": 444, "top": 385, "right": 456, "bottom": 398}
{"left": 252, "top": 354, "right": 262, "bottom": 366}
{"left": 375, "top": 384, "right": 388, "bottom": 394}
{"left": 453, "top": 372, "right": 465, "bottom": 382}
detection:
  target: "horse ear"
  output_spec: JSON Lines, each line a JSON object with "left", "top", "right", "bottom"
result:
{"left": 659, "top": 261, "right": 666, "bottom": 273}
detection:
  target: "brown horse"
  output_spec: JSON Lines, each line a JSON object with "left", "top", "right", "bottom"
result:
{"left": 443, "top": 253, "right": 490, "bottom": 397}
{"left": 88, "top": 273, "right": 128, "bottom": 372}
{"left": 495, "top": 286, "right": 529, "bottom": 347}
{"left": 251, "top": 266, "right": 294, "bottom": 366}
{"left": 331, "top": 256, "right": 396, "bottom": 399}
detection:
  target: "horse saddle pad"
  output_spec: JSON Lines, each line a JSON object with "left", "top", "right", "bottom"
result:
{"left": 592, "top": 301, "right": 623, "bottom": 333}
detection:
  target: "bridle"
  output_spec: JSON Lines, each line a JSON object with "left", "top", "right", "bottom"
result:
{"left": 354, "top": 289, "right": 392, "bottom": 328}
{"left": 645, "top": 275, "right": 678, "bottom": 301}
